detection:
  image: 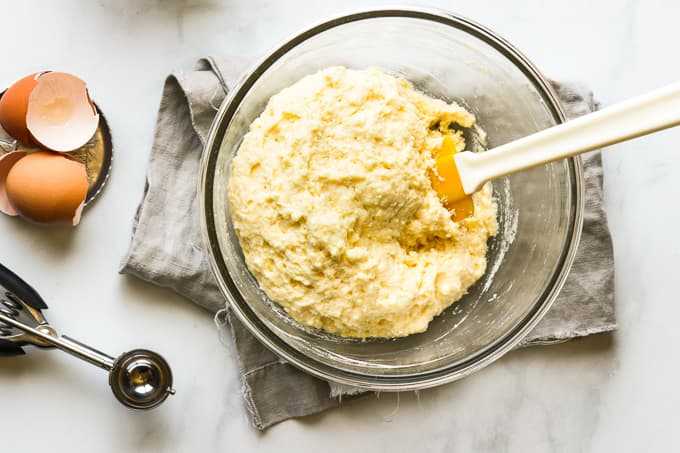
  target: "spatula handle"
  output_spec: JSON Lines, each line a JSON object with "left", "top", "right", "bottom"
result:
{"left": 456, "top": 81, "right": 680, "bottom": 194}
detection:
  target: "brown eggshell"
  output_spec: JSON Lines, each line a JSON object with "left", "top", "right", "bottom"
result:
{"left": 0, "top": 150, "right": 27, "bottom": 215}
{"left": 0, "top": 72, "right": 46, "bottom": 144}
{"left": 5, "top": 151, "right": 88, "bottom": 226}
{"left": 26, "top": 72, "right": 99, "bottom": 152}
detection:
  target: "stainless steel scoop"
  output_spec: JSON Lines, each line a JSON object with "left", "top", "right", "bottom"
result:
{"left": 0, "top": 263, "right": 174, "bottom": 409}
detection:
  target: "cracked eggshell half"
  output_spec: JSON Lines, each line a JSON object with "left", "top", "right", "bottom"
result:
{"left": 0, "top": 72, "right": 44, "bottom": 144}
{"left": 5, "top": 151, "right": 88, "bottom": 226}
{"left": 26, "top": 72, "right": 99, "bottom": 152}
{"left": 0, "top": 150, "right": 28, "bottom": 215}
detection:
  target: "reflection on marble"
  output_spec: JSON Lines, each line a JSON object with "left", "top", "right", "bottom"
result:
{"left": 1, "top": 0, "right": 680, "bottom": 451}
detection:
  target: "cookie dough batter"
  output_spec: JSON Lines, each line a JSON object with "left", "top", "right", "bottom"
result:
{"left": 228, "top": 67, "right": 497, "bottom": 338}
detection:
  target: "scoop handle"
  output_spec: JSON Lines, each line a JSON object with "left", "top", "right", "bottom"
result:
{"left": 0, "top": 341, "right": 24, "bottom": 356}
{"left": 455, "top": 81, "right": 680, "bottom": 194}
{"left": 0, "top": 262, "right": 49, "bottom": 356}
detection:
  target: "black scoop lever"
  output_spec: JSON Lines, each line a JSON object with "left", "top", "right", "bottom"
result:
{"left": 0, "top": 262, "right": 48, "bottom": 356}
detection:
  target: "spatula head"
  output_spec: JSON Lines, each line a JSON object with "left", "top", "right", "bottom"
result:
{"left": 429, "top": 136, "right": 474, "bottom": 221}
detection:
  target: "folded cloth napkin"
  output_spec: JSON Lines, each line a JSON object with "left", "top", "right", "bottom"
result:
{"left": 120, "top": 56, "right": 616, "bottom": 430}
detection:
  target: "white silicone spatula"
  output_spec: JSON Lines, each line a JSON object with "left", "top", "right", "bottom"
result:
{"left": 432, "top": 82, "right": 680, "bottom": 208}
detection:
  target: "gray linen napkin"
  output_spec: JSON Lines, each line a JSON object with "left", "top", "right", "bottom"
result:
{"left": 120, "top": 57, "right": 616, "bottom": 430}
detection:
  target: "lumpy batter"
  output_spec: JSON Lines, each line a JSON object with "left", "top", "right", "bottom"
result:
{"left": 228, "top": 67, "right": 497, "bottom": 338}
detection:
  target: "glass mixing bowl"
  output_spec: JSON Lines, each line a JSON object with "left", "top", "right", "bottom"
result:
{"left": 200, "top": 7, "right": 584, "bottom": 390}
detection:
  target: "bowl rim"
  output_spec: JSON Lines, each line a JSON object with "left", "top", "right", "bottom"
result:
{"left": 200, "top": 6, "right": 585, "bottom": 391}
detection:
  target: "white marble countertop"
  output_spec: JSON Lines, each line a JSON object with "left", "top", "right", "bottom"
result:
{"left": 1, "top": 0, "right": 678, "bottom": 451}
